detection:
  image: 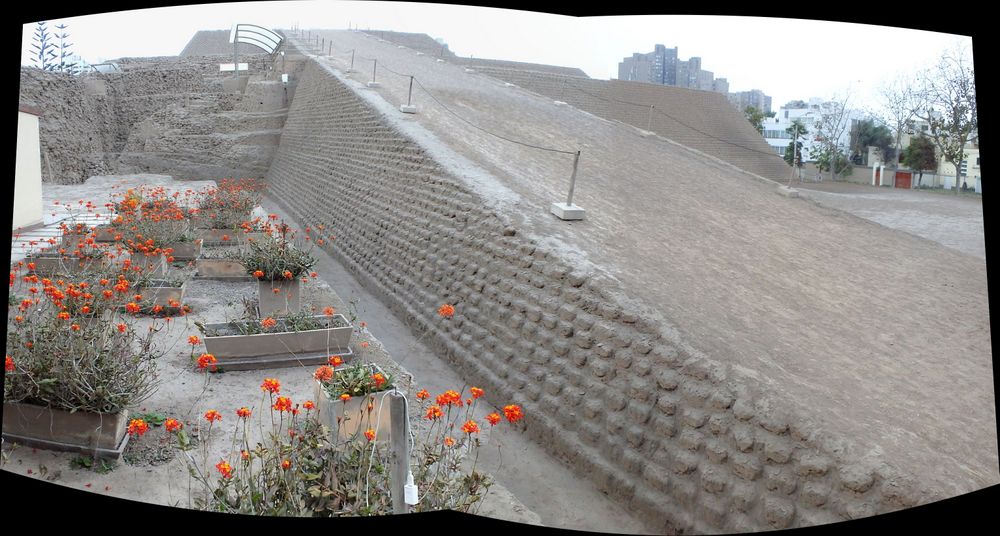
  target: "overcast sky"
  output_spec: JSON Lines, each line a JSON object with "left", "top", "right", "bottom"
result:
{"left": 20, "top": 2, "right": 973, "bottom": 113}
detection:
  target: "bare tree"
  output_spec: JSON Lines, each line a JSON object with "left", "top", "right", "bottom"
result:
{"left": 871, "top": 75, "right": 918, "bottom": 176}
{"left": 812, "top": 91, "right": 854, "bottom": 181}
{"left": 914, "top": 44, "right": 977, "bottom": 194}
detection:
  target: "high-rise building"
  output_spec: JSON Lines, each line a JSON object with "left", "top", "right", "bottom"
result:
{"left": 618, "top": 44, "right": 678, "bottom": 85}
{"left": 618, "top": 45, "right": 764, "bottom": 100}
{"left": 728, "top": 89, "right": 772, "bottom": 115}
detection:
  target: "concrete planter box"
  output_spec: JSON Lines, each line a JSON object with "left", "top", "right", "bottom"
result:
{"left": 27, "top": 252, "right": 111, "bottom": 276}
{"left": 2, "top": 402, "right": 129, "bottom": 458}
{"left": 195, "top": 257, "right": 250, "bottom": 281}
{"left": 198, "top": 229, "right": 270, "bottom": 246}
{"left": 164, "top": 240, "right": 203, "bottom": 261}
{"left": 313, "top": 364, "right": 393, "bottom": 441}
{"left": 126, "top": 253, "right": 167, "bottom": 278}
{"left": 93, "top": 225, "right": 120, "bottom": 243}
{"left": 137, "top": 280, "right": 187, "bottom": 308}
{"left": 258, "top": 278, "right": 301, "bottom": 317}
{"left": 201, "top": 313, "right": 353, "bottom": 370}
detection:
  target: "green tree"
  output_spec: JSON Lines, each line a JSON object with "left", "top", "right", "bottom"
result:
{"left": 902, "top": 135, "right": 938, "bottom": 186}
{"left": 30, "top": 21, "right": 57, "bottom": 71}
{"left": 744, "top": 105, "right": 775, "bottom": 135}
{"left": 812, "top": 92, "right": 854, "bottom": 181}
{"left": 810, "top": 145, "right": 852, "bottom": 177}
{"left": 914, "top": 45, "right": 976, "bottom": 194}
{"left": 850, "top": 119, "right": 894, "bottom": 165}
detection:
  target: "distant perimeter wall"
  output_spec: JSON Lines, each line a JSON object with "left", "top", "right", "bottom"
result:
{"left": 266, "top": 56, "right": 929, "bottom": 533}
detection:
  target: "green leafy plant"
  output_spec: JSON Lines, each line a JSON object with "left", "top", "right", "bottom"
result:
{"left": 236, "top": 234, "right": 317, "bottom": 281}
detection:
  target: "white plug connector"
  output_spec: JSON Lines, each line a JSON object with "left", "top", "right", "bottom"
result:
{"left": 404, "top": 471, "right": 418, "bottom": 505}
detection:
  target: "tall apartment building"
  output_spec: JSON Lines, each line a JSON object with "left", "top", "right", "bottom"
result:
{"left": 729, "top": 89, "right": 773, "bottom": 115}
{"left": 618, "top": 44, "right": 678, "bottom": 86}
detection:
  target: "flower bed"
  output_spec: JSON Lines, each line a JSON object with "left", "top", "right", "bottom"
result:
{"left": 196, "top": 313, "right": 353, "bottom": 370}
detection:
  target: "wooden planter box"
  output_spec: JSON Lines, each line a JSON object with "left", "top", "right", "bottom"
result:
{"left": 137, "top": 280, "right": 187, "bottom": 308}
{"left": 258, "top": 278, "right": 301, "bottom": 317}
{"left": 194, "top": 258, "right": 250, "bottom": 281}
{"left": 201, "top": 313, "right": 354, "bottom": 370}
{"left": 313, "top": 364, "right": 394, "bottom": 441}
{"left": 2, "top": 402, "right": 129, "bottom": 458}
{"left": 164, "top": 240, "right": 203, "bottom": 261}
{"left": 27, "top": 252, "right": 111, "bottom": 276}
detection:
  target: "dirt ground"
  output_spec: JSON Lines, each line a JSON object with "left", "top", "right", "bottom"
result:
{"left": 794, "top": 181, "right": 985, "bottom": 259}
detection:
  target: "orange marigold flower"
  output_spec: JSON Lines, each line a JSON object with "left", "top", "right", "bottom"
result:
{"left": 360, "top": 341, "right": 370, "bottom": 349}
{"left": 282, "top": 270, "right": 293, "bottom": 280}
{"left": 272, "top": 396, "right": 293, "bottom": 412}
{"left": 272, "top": 288, "right": 281, "bottom": 294}
{"left": 57, "top": 311, "right": 71, "bottom": 320}
{"left": 323, "top": 306, "right": 335, "bottom": 316}
{"left": 117, "top": 323, "right": 127, "bottom": 333}
{"left": 425, "top": 405, "right": 443, "bottom": 420}
{"left": 314, "top": 365, "right": 334, "bottom": 382}
{"left": 233, "top": 406, "right": 252, "bottom": 420}
{"left": 216, "top": 460, "right": 233, "bottom": 479}
{"left": 6, "top": 355, "right": 15, "bottom": 372}
{"left": 164, "top": 418, "right": 183, "bottom": 433}
{"left": 188, "top": 335, "right": 201, "bottom": 345}
{"left": 261, "top": 317, "right": 277, "bottom": 329}
{"left": 364, "top": 429, "right": 376, "bottom": 441}
{"left": 340, "top": 393, "right": 351, "bottom": 402}
{"left": 416, "top": 389, "right": 430, "bottom": 400}
{"left": 152, "top": 305, "right": 163, "bottom": 314}
{"left": 70, "top": 323, "right": 81, "bottom": 332}
{"left": 436, "top": 390, "right": 463, "bottom": 407}
{"left": 253, "top": 270, "right": 265, "bottom": 279}
{"left": 281, "top": 459, "right": 291, "bottom": 470}
{"left": 14, "top": 316, "right": 24, "bottom": 323}
{"left": 126, "top": 302, "right": 141, "bottom": 314}
{"left": 461, "top": 420, "right": 480, "bottom": 434}
{"left": 99, "top": 278, "right": 110, "bottom": 286}
{"left": 372, "top": 373, "right": 386, "bottom": 388}
{"left": 260, "top": 378, "right": 281, "bottom": 394}
{"left": 102, "top": 290, "right": 114, "bottom": 299}
{"left": 486, "top": 413, "right": 501, "bottom": 426}
{"left": 503, "top": 404, "right": 524, "bottom": 424}
{"left": 444, "top": 436, "right": 455, "bottom": 447}
{"left": 241, "top": 450, "right": 250, "bottom": 461}
{"left": 197, "top": 353, "right": 217, "bottom": 371}
{"left": 127, "top": 419, "right": 149, "bottom": 437}
{"left": 303, "top": 400, "right": 315, "bottom": 410}
{"left": 438, "top": 303, "right": 455, "bottom": 318}
{"left": 310, "top": 272, "right": 318, "bottom": 278}
{"left": 328, "top": 355, "right": 344, "bottom": 367}
{"left": 470, "top": 387, "right": 485, "bottom": 399}
{"left": 204, "top": 410, "right": 222, "bottom": 423}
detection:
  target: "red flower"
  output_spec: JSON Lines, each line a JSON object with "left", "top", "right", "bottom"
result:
{"left": 323, "top": 306, "right": 335, "bottom": 316}
{"left": 57, "top": 311, "right": 71, "bottom": 320}
{"left": 444, "top": 436, "right": 455, "bottom": 447}
{"left": 253, "top": 270, "right": 265, "bottom": 279}
{"left": 241, "top": 450, "right": 250, "bottom": 461}
{"left": 5, "top": 355, "right": 13, "bottom": 372}
{"left": 486, "top": 413, "right": 501, "bottom": 426}
{"left": 282, "top": 270, "right": 293, "bottom": 280}
{"left": 470, "top": 387, "right": 484, "bottom": 400}
{"left": 310, "top": 272, "right": 318, "bottom": 278}
{"left": 328, "top": 355, "right": 343, "bottom": 367}
{"left": 188, "top": 335, "right": 201, "bottom": 345}
{"left": 281, "top": 459, "right": 291, "bottom": 470}
{"left": 261, "top": 317, "right": 277, "bottom": 329}
{"left": 127, "top": 419, "right": 149, "bottom": 437}
{"left": 314, "top": 365, "right": 334, "bottom": 382}
{"left": 461, "top": 420, "right": 480, "bottom": 434}
{"left": 436, "top": 390, "right": 463, "bottom": 407}
{"left": 364, "top": 429, "right": 376, "bottom": 441}
{"left": 117, "top": 323, "right": 127, "bottom": 333}
{"left": 236, "top": 407, "right": 252, "bottom": 419}
{"left": 425, "top": 405, "right": 443, "bottom": 420}
{"left": 70, "top": 324, "right": 81, "bottom": 332}
{"left": 372, "top": 373, "right": 387, "bottom": 389}
{"left": 416, "top": 389, "right": 430, "bottom": 400}
{"left": 272, "top": 396, "right": 293, "bottom": 412}
{"left": 339, "top": 393, "right": 351, "bottom": 402}
{"left": 204, "top": 410, "right": 222, "bottom": 423}
{"left": 125, "top": 302, "right": 141, "bottom": 314}
{"left": 261, "top": 378, "right": 281, "bottom": 394}
{"left": 303, "top": 400, "right": 315, "bottom": 410}
{"left": 164, "top": 418, "right": 183, "bottom": 433}
{"left": 438, "top": 303, "right": 455, "bottom": 318}
{"left": 197, "top": 353, "right": 217, "bottom": 371}
{"left": 216, "top": 460, "right": 233, "bottom": 479}
{"left": 503, "top": 404, "right": 524, "bottom": 424}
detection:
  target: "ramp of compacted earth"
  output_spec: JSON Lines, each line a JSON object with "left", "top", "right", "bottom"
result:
{"left": 297, "top": 30, "right": 996, "bottom": 501}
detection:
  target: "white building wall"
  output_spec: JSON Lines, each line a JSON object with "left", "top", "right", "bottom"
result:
{"left": 14, "top": 110, "right": 44, "bottom": 230}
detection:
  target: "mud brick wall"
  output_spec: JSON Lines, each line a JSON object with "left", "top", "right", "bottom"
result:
{"left": 266, "top": 58, "right": 926, "bottom": 533}
{"left": 19, "top": 68, "right": 123, "bottom": 183}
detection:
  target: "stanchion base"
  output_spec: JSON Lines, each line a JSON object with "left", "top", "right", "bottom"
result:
{"left": 367, "top": 81, "right": 381, "bottom": 88}
{"left": 550, "top": 203, "right": 586, "bottom": 221}
{"left": 400, "top": 105, "right": 417, "bottom": 114}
